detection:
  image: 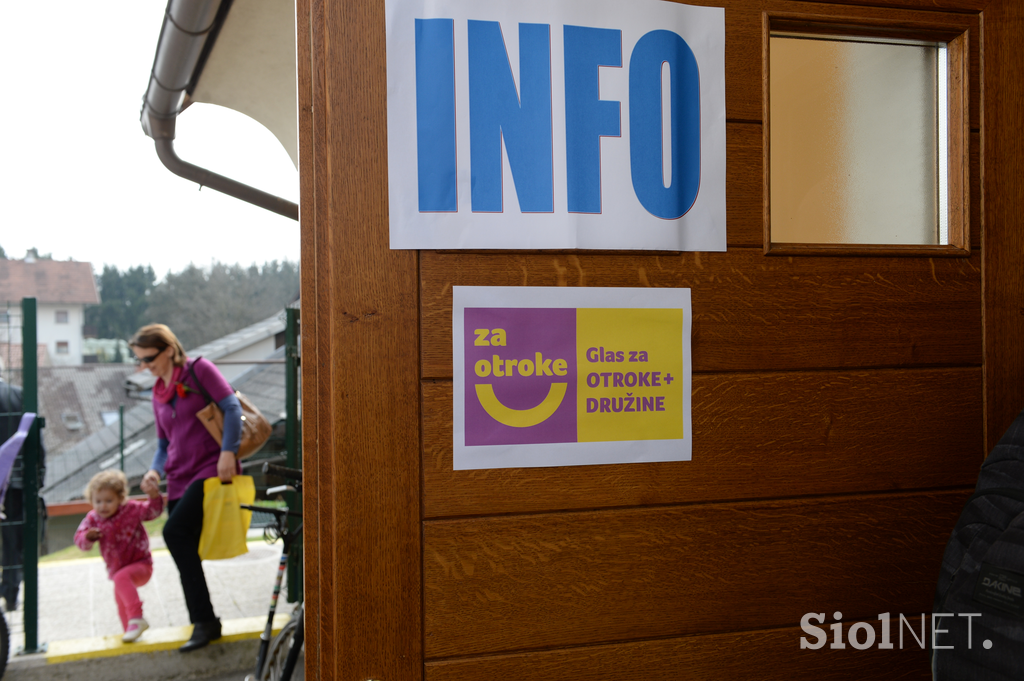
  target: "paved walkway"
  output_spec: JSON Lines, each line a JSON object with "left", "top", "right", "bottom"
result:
{"left": 7, "top": 537, "right": 291, "bottom": 651}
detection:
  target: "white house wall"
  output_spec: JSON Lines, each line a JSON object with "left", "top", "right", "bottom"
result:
{"left": 37, "top": 303, "right": 85, "bottom": 366}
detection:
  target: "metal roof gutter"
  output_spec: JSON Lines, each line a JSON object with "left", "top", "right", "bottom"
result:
{"left": 140, "top": 0, "right": 299, "bottom": 221}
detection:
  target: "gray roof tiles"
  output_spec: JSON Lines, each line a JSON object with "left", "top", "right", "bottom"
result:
{"left": 37, "top": 365, "right": 138, "bottom": 456}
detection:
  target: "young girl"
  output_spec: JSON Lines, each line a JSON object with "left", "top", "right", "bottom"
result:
{"left": 74, "top": 470, "right": 164, "bottom": 642}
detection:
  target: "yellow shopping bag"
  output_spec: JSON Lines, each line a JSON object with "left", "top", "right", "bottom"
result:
{"left": 199, "top": 475, "right": 255, "bottom": 560}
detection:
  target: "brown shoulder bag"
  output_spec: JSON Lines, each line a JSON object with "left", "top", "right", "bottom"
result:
{"left": 187, "top": 358, "right": 273, "bottom": 459}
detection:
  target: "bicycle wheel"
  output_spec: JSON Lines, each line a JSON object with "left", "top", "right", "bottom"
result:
{"left": 258, "top": 609, "right": 303, "bottom": 681}
{"left": 279, "top": 607, "right": 304, "bottom": 681}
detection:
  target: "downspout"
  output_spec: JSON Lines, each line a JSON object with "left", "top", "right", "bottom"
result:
{"left": 140, "top": 0, "right": 299, "bottom": 221}
{"left": 154, "top": 138, "right": 298, "bottom": 219}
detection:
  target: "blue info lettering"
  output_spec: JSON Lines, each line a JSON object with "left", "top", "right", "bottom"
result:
{"left": 414, "top": 19, "right": 700, "bottom": 220}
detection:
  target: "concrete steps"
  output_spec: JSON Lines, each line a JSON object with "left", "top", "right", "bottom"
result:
{"left": 7, "top": 615, "right": 288, "bottom": 681}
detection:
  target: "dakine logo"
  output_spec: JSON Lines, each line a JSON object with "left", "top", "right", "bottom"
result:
{"left": 800, "top": 612, "right": 994, "bottom": 651}
{"left": 974, "top": 563, "right": 1024, "bottom": 616}
{"left": 981, "top": 577, "right": 1022, "bottom": 597}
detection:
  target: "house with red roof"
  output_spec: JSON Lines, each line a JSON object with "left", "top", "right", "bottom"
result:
{"left": 0, "top": 251, "right": 100, "bottom": 369}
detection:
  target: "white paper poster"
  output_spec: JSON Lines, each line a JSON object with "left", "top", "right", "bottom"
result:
{"left": 386, "top": 0, "right": 726, "bottom": 251}
{"left": 453, "top": 286, "right": 692, "bottom": 470}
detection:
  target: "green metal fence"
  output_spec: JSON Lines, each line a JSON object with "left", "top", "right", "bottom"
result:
{"left": 0, "top": 297, "right": 45, "bottom": 653}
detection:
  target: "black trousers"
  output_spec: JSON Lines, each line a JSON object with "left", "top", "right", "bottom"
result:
{"left": 165, "top": 479, "right": 217, "bottom": 624}
{"left": 0, "top": 488, "right": 23, "bottom": 608}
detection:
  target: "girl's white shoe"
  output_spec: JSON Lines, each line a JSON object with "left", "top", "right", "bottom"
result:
{"left": 122, "top": 618, "right": 149, "bottom": 643}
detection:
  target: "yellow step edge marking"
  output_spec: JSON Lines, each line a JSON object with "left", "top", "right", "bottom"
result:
{"left": 45, "top": 614, "right": 291, "bottom": 664}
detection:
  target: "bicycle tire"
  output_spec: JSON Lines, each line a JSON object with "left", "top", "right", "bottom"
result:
{"left": 257, "top": 610, "right": 303, "bottom": 681}
{"left": 279, "top": 607, "right": 304, "bottom": 681}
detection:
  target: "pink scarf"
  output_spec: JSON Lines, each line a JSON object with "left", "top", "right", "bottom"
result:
{"left": 153, "top": 363, "right": 185, "bottom": 404}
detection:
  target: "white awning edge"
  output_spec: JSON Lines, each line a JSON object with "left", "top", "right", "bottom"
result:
{"left": 191, "top": 0, "right": 299, "bottom": 168}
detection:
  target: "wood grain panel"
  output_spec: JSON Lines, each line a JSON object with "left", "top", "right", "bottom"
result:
{"left": 425, "top": 623, "right": 932, "bottom": 681}
{"left": 299, "top": 0, "right": 333, "bottom": 675}
{"left": 421, "top": 249, "right": 982, "bottom": 378}
{"left": 982, "top": 1, "right": 1024, "bottom": 450}
{"left": 785, "top": 0, "right": 984, "bottom": 12}
{"left": 305, "top": 0, "right": 424, "bottom": 678}
{"left": 726, "top": 123, "right": 763, "bottom": 246}
{"left": 971, "top": 130, "right": 980, "bottom": 250}
{"left": 424, "top": 490, "right": 968, "bottom": 657}
{"left": 726, "top": 2, "right": 763, "bottom": 122}
{"left": 422, "top": 367, "right": 982, "bottom": 518}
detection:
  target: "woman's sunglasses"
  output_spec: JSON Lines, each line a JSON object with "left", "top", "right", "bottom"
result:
{"left": 135, "top": 348, "right": 165, "bottom": 365}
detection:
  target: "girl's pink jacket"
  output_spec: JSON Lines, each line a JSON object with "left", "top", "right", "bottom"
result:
{"left": 74, "top": 496, "right": 164, "bottom": 578}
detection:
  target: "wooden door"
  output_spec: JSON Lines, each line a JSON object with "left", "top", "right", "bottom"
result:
{"left": 297, "top": 0, "right": 1024, "bottom": 679}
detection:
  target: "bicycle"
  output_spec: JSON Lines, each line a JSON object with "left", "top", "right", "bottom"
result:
{"left": 242, "top": 462, "right": 304, "bottom": 681}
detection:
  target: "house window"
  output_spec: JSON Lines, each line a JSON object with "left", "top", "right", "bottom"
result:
{"left": 56, "top": 341, "right": 69, "bottom": 354}
{"left": 0, "top": 311, "right": 8, "bottom": 324}
{"left": 56, "top": 310, "right": 69, "bottom": 324}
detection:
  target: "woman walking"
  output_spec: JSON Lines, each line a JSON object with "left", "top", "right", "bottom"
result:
{"left": 132, "top": 324, "right": 243, "bottom": 652}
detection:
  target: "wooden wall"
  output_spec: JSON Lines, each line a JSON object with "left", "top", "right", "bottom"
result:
{"left": 298, "top": 0, "right": 1024, "bottom": 679}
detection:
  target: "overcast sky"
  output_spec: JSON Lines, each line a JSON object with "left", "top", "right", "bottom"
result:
{"left": 0, "top": 1, "right": 301, "bottom": 280}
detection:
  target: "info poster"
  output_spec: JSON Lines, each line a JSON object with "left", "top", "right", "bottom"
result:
{"left": 386, "top": 0, "right": 726, "bottom": 251}
{"left": 453, "top": 286, "right": 692, "bottom": 470}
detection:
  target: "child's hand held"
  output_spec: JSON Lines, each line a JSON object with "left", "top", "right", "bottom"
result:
{"left": 140, "top": 476, "right": 159, "bottom": 497}
{"left": 86, "top": 528, "right": 101, "bottom": 542}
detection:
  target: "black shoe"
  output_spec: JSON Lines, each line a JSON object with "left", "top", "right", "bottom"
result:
{"left": 179, "top": 619, "right": 222, "bottom": 653}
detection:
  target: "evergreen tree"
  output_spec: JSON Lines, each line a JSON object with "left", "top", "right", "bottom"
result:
{"left": 85, "top": 265, "right": 157, "bottom": 340}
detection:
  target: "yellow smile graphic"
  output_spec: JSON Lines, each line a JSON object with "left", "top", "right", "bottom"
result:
{"left": 475, "top": 383, "right": 567, "bottom": 427}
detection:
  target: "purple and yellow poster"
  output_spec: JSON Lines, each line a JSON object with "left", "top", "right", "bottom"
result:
{"left": 454, "top": 286, "right": 692, "bottom": 470}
